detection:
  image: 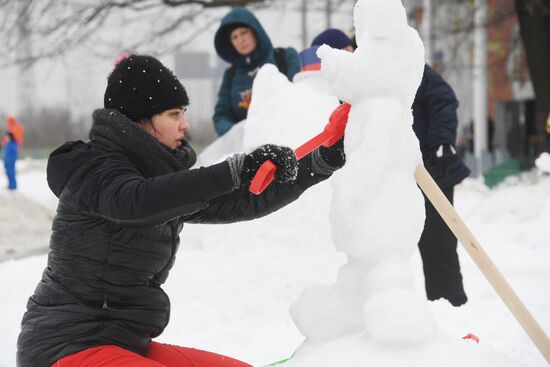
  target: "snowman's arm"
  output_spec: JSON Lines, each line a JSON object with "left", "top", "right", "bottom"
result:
{"left": 316, "top": 45, "right": 356, "bottom": 80}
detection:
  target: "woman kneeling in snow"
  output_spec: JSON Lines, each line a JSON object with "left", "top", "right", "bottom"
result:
{"left": 16, "top": 54, "right": 346, "bottom": 367}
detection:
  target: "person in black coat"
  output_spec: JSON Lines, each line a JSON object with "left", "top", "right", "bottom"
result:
{"left": 16, "top": 54, "right": 346, "bottom": 367}
{"left": 413, "top": 64, "right": 471, "bottom": 307}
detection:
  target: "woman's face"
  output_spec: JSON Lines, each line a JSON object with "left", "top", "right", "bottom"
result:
{"left": 142, "top": 107, "right": 189, "bottom": 149}
{"left": 230, "top": 27, "right": 257, "bottom": 56}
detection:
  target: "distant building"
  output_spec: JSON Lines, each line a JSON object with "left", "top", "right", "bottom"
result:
{"left": 407, "top": 0, "right": 540, "bottom": 171}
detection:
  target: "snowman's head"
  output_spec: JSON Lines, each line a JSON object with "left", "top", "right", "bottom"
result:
{"left": 354, "top": 0, "right": 407, "bottom": 45}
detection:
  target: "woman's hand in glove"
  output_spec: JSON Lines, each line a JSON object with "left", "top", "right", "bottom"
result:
{"left": 241, "top": 144, "right": 298, "bottom": 184}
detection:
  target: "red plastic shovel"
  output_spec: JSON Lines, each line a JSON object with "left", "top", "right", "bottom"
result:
{"left": 249, "top": 103, "right": 351, "bottom": 195}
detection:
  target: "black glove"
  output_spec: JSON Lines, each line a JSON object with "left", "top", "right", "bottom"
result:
{"left": 241, "top": 144, "right": 298, "bottom": 184}
{"left": 318, "top": 137, "right": 346, "bottom": 169}
{"left": 425, "top": 144, "right": 459, "bottom": 178}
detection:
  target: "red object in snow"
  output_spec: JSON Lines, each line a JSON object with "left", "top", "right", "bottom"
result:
{"left": 462, "top": 333, "right": 480, "bottom": 343}
{"left": 52, "top": 342, "right": 252, "bottom": 366}
{"left": 249, "top": 103, "right": 351, "bottom": 195}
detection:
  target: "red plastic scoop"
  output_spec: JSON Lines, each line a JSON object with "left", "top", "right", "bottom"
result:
{"left": 249, "top": 103, "right": 351, "bottom": 195}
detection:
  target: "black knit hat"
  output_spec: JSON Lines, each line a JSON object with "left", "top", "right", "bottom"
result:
{"left": 104, "top": 54, "right": 189, "bottom": 122}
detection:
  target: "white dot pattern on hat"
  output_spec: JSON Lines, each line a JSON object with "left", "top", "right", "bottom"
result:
{"left": 105, "top": 54, "right": 188, "bottom": 121}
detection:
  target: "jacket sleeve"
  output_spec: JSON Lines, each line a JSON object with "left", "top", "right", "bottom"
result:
{"left": 420, "top": 66, "right": 459, "bottom": 150}
{"left": 284, "top": 47, "right": 301, "bottom": 81}
{"left": 69, "top": 155, "right": 235, "bottom": 227}
{"left": 213, "top": 68, "right": 236, "bottom": 136}
{"left": 183, "top": 153, "right": 331, "bottom": 224}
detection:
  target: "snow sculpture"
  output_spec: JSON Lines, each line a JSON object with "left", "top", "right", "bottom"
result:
{"left": 290, "top": 0, "right": 431, "bottom": 345}
{"left": 286, "top": 0, "right": 516, "bottom": 365}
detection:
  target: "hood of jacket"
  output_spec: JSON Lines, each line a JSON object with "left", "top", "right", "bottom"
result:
{"left": 47, "top": 140, "right": 98, "bottom": 198}
{"left": 214, "top": 7, "right": 273, "bottom": 68}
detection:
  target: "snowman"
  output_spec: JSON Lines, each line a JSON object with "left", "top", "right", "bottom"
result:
{"left": 285, "top": 1, "right": 517, "bottom": 366}
{"left": 289, "top": 0, "right": 434, "bottom": 345}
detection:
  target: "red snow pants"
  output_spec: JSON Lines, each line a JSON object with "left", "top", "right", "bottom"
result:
{"left": 51, "top": 342, "right": 253, "bottom": 367}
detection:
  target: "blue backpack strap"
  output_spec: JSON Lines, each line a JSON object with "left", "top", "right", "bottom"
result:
{"left": 226, "top": 65, "right": 237, "bottom": 90}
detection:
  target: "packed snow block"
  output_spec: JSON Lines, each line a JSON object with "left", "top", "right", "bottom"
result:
{"left": 363, "top": 288, "right": 437, "bottom": 344}
{"left": 0, "top": 190, "right": 53, "bottom": 260}
{"left": 362, "top": 257, "right": 416, "bottom": 293}
{"left": 317, "top": 4, "right": 424, "bottom": 107}
{"left": 535, "top": 152, "right": 550, "bottom": 174}
{"left": 329, "top": 173, "right": 423, "bottom": 259}
{"left": 196, "top": 121, "right": 246, "bottom": 166}
{"left": 353, "top": 0, "right": 407, "bottom": 39}
{"left": 290, "top": 283, "right": 363, "bottom": 341}
{"left": 334, "top": 256, "right": 371, "bottom": 294}
{"left": 245, "top": 64, "right": 339, "bottom": 151}
{"left": 286, "top": 334, "right": 517, "bottom": 367}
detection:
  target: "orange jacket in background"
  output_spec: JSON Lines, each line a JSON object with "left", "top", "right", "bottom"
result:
{"left": 6, "top": 115, "right": 24, "bottom": 150}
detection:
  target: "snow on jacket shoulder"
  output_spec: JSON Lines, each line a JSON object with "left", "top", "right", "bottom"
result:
{"left": 213, "top": 7, "right": 300, "bottom": 136}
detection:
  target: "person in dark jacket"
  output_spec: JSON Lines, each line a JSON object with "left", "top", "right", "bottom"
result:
{"left": 2, "top": 132, "right": 18, "bottom": 190}
{"left": 413, "top": 64, "right": 471, "bottom": 307}
{"left": 16, "top": 54, "right": 346, "bottom": 367}
{"left": 213, "top": 7, "right": 300, "bottom": 136}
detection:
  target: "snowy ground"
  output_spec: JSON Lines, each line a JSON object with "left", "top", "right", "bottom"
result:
{"left": 0, "top": 159, "right": 57, "bottom": 261}
{"left": 0, "top": 158, "right": 549, "bottom": 366}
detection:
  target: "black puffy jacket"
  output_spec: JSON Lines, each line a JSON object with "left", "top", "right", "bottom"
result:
{"left": 412, "top": 64, "right": 470, "bottom": 188}
{"left": 17, "top": 109, "right": 332, "bottom": 367}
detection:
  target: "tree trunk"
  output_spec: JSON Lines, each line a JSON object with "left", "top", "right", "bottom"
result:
{"left": 515, "top": 0, "right": 550, "bottom": 151}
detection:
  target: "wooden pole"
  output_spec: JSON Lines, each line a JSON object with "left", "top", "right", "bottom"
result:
{"left": 414, "top": 164, "right": 550, "bottom": 364}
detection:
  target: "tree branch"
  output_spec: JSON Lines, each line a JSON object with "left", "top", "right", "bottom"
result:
{"left": 162, "top": 0, "right": 265, "bottom": 7}
{"left": 0, "top": 0, "right": 269, "bottom": 66}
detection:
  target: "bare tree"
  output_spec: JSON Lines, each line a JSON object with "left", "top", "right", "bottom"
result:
{"left": 16, "top": 106, "right": 90, "bottom": 149}
{"left": 515, "top": 0, "right": 550, "bottom": 147}
{"left": 0, "top": 0, "right": 271, "bottom": 66}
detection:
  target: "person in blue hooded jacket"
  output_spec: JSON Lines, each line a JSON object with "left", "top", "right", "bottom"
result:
{"left": 213, "top": 7, "right": 300, "bottom": 136}
{"left": 2, "top": 132, "right": 18, "bottom": 190}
